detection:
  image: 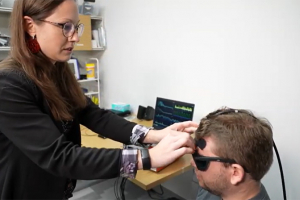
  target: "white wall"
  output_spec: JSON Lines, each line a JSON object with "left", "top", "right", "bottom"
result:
{"left": 91, "top": 0, "right": 300, "bottom": 199}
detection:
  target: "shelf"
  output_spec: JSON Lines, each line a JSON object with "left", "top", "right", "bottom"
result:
{"left": 85, "top": 91, "right": 99, "bottom": 95}
{"left": 78, "top": 78, "right": 97, "bottom": 83}
{"left": 0, "top": 47, "right": 10, "bottom": 51}
{"left": 0, "top": 8, "right": 102, "bottom": 19}
{"left": 0, "top": 7, "right": 102, "bottom": 18}
{"left": 92, "top": 47, "right": 105, "bottom": 51}
{"left": 90, "top": 15, "right": 102, "bottom": 21}
{"left": 0, "top": 7, "right": 12, "bottom": 13}
{"left": 0, "top": 47, "right": 104, "bottom": 52}
{"left": 74, "top": 47, "right": 105, "bottom": 51}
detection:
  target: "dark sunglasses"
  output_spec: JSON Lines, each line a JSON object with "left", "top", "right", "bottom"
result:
{"left": 192, "top": 142, "right": 250, "bottom": 172}
{"left": 192, "top": 152, "right": 238, "bottom": 171}
{"left": 193, "top": 139, "right": 249, "bottom": 172}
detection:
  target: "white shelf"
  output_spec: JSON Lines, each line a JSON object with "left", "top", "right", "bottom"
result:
{"left": 0, "top": 47, "right": 10, "bottom": 51}
{"left": 74, "top": 47, "right": 105, "bottom": 51}
{"left": 85, "top": 91, "right": 99, "bottom": 96}
{"left": 0, "top": 7, "right": 102, "bottom": 18}
{"left": 0, "top": 47, "right": 105, "bottom": 51}
{"left": 0, "top": 47, "right": 104, "bottom": 52}
{"left": 92, "top": 47, "right": 105, "bottom": 51}
{"left": 78, "top": 78, "right": 97, "bottom": 83}
{"left": 0, "top": 7, "right": 12, "bottom": 13}
{"left": 90, "top": 15, "right": 102, "bottom": 21}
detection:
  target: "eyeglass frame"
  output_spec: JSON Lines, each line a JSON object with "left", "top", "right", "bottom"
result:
{"left": 192, "top": 151, "right": 239, "bottom": 171}
{"left": 193, "top": 107, "right": 252, "bottom": 173}
{"left": 37, "top": 19, "right": 84, "bottom": 38}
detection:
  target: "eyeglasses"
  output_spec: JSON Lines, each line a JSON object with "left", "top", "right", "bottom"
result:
{"left": 192, "top": 152, "right": 238, "bottom": 171}
{"left": 38, "top": 20, "right": 84, "bottom": 38}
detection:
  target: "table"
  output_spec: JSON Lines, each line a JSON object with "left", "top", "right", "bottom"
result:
{"left": 80, "top": 118, "right": 193, "bottom": 190}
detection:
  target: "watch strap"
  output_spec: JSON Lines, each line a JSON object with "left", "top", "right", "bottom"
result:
{"left": 140, "top": 149, "right": 151, "bottom": 170}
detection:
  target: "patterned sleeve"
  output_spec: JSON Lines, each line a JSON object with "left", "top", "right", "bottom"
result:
{"left": 130, "top": 124, "right": 152, "bottom": 144}
{"left": 120, "top": 125, "right": 152, "bottom": 178}
{"left": 120, "top": 149, "right": 138, "bottom": 179}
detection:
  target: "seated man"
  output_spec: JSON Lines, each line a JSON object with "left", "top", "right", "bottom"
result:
{"left": 192, "top": 107, "right": 273, "bottom": 200}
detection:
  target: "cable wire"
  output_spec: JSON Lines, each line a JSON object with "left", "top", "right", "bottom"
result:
{"left": 150, "top": 185, "right": 164, "bottom": 195}
{"left": 114, "top": 177, "right": 121, "bottom": 200}
{"left": 147, "top": 185, "right": 165, "bottom": 199}
{"left": 120, "top": 177, "right": 127, "bottom": 200}
{"left": 273, "top": 140, "right": 286, "bottom": 200}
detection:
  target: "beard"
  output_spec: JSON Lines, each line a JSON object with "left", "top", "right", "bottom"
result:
{"left": 199, "top": 168, "right": 230, "bottom": 197}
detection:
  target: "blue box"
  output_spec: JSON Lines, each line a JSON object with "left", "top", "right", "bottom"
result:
{"left": 111, "top": 103, "right": 130, "bottom": 112}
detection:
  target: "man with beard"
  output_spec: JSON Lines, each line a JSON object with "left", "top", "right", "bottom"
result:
{"left": 192, "top": 107, "right": 273, "bottom": 200}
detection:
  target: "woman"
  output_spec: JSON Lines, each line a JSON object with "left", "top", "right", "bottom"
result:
{"left": 0, "top": 0, "right": 197, "bottom": 199}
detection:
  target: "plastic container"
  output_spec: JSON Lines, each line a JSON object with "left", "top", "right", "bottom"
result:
{"left": 111, "top": 103, "right": 130, "bottom": 112}
{"left": 86, "top": 63, "right": 95, "bottom": 79}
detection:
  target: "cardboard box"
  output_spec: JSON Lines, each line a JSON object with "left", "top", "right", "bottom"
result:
{"left": 74, "top": 14, "right": 92, "bottom": 51}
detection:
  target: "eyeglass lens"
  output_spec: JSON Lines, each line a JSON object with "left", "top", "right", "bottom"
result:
{"left": 63, "top": 23, "right": 84, "bottom": 37}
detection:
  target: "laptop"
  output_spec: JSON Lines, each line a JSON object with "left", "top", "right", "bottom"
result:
{"left": 152, "top": 97, "right": 195, "bottom": 130}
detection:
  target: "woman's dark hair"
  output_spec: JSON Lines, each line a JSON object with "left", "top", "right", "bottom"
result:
{"left": 0, "top": 0, "right": 86, "bottom": 120}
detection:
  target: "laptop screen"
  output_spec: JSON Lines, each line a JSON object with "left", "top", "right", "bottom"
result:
{"left": 152, "top": 97, "right": 195, "bottom": 130}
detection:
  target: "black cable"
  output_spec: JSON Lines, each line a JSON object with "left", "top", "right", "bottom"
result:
{"left": 120, "top": 177, "right": 127, "bottom": 200}
{"left": 150, "top": 185, "right": 164, "bottom": 195}
{"left": 147, "top": 185, "right": 166, "bottom": 199}
{"left": 147, "top": 190, "right": 162, "bottom": 200}
{"left": 114, "top": 177, "right": 119, "bottom": 200}
{"left": 273, "top": 140, "right": 287, "bottom": 200}
{"left": 114, "top": 177, "right": 121, "bottom": 200}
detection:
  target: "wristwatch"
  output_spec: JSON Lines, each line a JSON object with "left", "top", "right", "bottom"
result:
{"left": 140, "top": 148, "right": 151, "bottom": 170}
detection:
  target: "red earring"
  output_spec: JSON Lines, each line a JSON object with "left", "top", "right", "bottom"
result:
{"left": 27, "top": 35, "right": 41, "bottom": 54}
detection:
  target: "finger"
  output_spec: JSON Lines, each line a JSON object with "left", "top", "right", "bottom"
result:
{"left": 172, "top": 147, "right": 195, "bottom": 158}
{"left": 169, "top": 130, "right": 190, "bottom": 137}
{"left": 184, "top": 137, "right": 196, "bottom": 150}
{"left": 168, "top": 131, "right": 195, "bottom": 148}
{"left": 171, "top": 121, "right": 198, "bottom": 131}
{"left": 172, "top": 135, "right": 195, "bottom": 150}
{"left": 182, "top": 127, "right": 197, "bottom": 134}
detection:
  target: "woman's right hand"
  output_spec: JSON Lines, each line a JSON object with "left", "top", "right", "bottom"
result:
{"left": 138, "top": 131, "right": 195, "bottom": 169}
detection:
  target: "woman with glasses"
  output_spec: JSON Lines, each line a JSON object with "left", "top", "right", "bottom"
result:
{"left": 0, "top": 0, "right": 197, "bottom": 199}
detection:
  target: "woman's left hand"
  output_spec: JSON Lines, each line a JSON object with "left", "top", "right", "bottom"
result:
{"left": 143, "top": 121, "right": 199, "bottom": 144}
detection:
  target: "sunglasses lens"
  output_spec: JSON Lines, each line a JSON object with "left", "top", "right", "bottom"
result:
{"left": 192, "top": 153, "right": 209, "bottom": 171}
{"left": 196, "top": 160, "right": 209, "bottom": 171}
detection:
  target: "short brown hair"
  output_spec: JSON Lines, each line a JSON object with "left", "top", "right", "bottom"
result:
{"left": 0, "top": 0, "right": 86, "bottom": 120}
{"left": 195, "top": 107, "right": 273, "bottom": 181}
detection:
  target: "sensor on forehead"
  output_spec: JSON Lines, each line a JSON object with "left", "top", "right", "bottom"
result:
{"left": 196, "top": 138, "right": 206, "bottom": 150}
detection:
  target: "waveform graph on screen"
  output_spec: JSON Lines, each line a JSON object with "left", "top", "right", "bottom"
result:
{"left": 153, "top": 100, "right": 175, "bottom": 127}
{"left": 153, "top": 98, "right": 195, "bottom": 129}
{"left": 173, "top": 105, "right": 194, "bottom": 120}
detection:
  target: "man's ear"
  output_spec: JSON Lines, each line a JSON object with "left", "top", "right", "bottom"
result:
{"left": 23, "top": 16, "right": 36, "bottom": 37}
{"left": 230, "top": 164, "right": 245, "bottom": 185}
